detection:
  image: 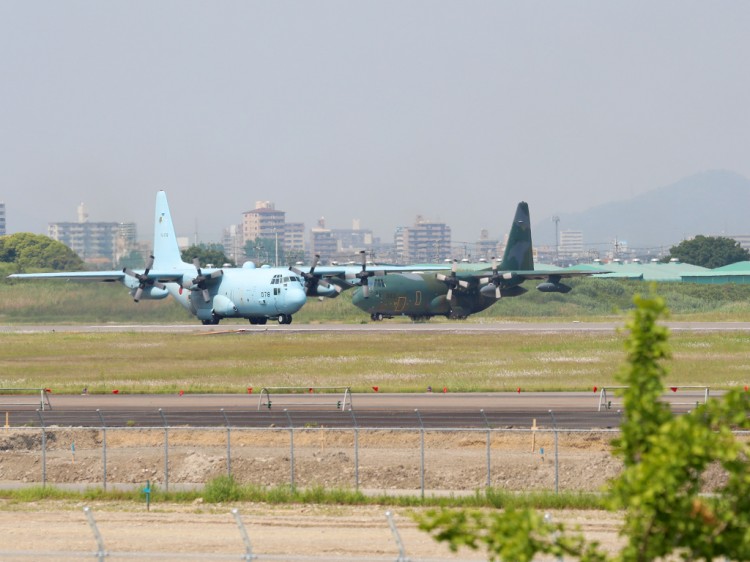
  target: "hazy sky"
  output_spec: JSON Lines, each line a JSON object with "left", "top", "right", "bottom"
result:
{"left": 2, "top": 1, "right": 749, "bottom": 246}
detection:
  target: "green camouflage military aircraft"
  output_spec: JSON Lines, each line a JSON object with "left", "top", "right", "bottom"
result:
{"left": 350, "top": 201, "right": 608, "bottom": 321}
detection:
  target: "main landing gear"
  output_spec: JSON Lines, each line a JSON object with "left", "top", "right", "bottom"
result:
{"left": 248, "top": 317, "right": 268, "bottom": 325}
{"left": 201, "top": 313, "right": 221, "bottom": 325}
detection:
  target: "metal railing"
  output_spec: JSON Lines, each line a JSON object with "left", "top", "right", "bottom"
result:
{"left": 597, "top": 385, "right": 710, "bottom": 411}
{"left": 0, "top": 388, "right": 52, "bottom": 411}
{"left": 257, "top": 386, "right": 352, "bottom": 411}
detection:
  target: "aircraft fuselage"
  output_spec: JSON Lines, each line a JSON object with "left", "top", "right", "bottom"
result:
{"left": 159, "top": 264, "right": 307, "bottom": 325}
{"left": 351, "top": 272, "right": 499, "bottom": 321}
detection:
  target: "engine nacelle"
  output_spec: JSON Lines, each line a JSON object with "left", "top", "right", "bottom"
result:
{"left": 128, "top": 286, "right": 169, "bottom": 300}
{"left": 212, "top": 294, "right": 238, "bottom": 316}
{"left": 502, "top": 285, "right": 529, "bottom": 297}
{"left": 309, "top": 284, "right": 340, "bottom": 298}
{"left": 537, "top": 281, "right": 572, "bottom": 293}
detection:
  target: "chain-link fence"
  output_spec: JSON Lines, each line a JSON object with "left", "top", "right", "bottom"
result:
{"left": 0, "top": 424, "right": 622, "bottom": 494}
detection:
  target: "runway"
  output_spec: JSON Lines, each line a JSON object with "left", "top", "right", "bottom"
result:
{"left": 3, "top": 320, "right": 750, "bottom": 334}
{"left": 1, "top": 389, "right": 708, "bottom": 430}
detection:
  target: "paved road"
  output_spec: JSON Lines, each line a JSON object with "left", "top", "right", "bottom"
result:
{"left": 1, "top": 389, "right": 711, "bottom": 430}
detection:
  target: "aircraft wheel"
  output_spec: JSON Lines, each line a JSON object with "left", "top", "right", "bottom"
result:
{"left": 278, "top": 314, "right": 292, "bottom": 325}
{"left": 249, "top": 317, "right": 267, "bottom": 325}
{"left": 371, "top": 313, "right": 384, "bottom": 321}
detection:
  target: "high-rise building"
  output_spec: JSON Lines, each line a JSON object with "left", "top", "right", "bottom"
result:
{"left": 395, "top": 216, "right": 452, "bottom": 263}
{"left": 310, "top": 217, "right": 338, "bottom": 262}
{"left": 222, "top": 224, "right": 243, "bottom": 264}
{"left": 284, "top": 222, "right": 305, "bottom": 261}
{"left": 49, "top": 205, "right": 137, "bottom": 267}
{"left": 475, "top": 229, "right": 500, "bottom": 261}
{"left": 559, "top": 230, "right": 584, "bottom": 259}
{"left": 242, "top": 201, "right": 285, "bottom": 243}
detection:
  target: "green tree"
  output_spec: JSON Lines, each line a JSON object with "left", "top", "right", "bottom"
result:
{"left": 666, "top": 235, "right": 749, "bottom": 268}
{"left": 417, "top": 288, "right": 750, "bottom": 561}
{"left": 181, "top": 243, "right": 231, "bottom": 267}
{"left": 0, "top": 233, "right": 85, "bottom": 271}
{"left": 117, "top": 250, "right": 145, "bottom": 270}
{"left": 243, "top": 237, "right": 284, "bottom": 266}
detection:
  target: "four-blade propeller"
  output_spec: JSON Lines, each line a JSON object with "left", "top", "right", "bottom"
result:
{"left": 123, "top": 255, "right": 165, "bottom": 302}
{"left": 478, "top": 257, "right": 510, "bottom": 299}
{"left": 345, "top": 251, "right": 384, "bottom": 298}
{"left": 184, "top": 257, "right": 223, "bottom": 303}
{"left": 290, "top": 254, "right": 341, "bottom": 296}
{"left": 436, "top": 260, "right": 470, "bottom": 303}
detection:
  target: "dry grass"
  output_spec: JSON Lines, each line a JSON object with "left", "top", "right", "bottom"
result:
{"left": 1, "top": 330, "right": 749, "bottom": 393}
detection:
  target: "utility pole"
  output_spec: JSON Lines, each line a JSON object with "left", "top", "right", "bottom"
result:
{"left": 552, "top": 216, "right": 560, "bottom": 264}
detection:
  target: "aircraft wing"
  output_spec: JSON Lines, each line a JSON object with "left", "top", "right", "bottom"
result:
{"left": 438, "top": 265, "right": 611, "bottom": 298}
{"left": 487, "top": 267, "right": 611, "bottom": 281}
{"left": 289, "top": 253, "right": 451, "bottom": 297}
{"left": 9, "top": 271, "right": 127, "bottom": 282}
{"left": 8, "top": 270, "right": 185, "bottom": 283}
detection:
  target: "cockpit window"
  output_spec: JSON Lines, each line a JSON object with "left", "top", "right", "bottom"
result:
{"left": 271, "top": 274, "right": 282, "bottom": 285}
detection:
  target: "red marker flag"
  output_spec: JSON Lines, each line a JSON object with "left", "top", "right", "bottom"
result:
{"left": 372, "top": 386, "right": 379, "bottom": 392}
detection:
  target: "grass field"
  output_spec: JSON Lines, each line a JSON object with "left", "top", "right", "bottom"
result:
{"left": 1, "top": 329, "right": 749, "bottom": 394}
{"left": 3, "top": 276, "right": 750, "bottom": 393}
{"left": 5, "top": 276, "right": 750, "bottom": 324}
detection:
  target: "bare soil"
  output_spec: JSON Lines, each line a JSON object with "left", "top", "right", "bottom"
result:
{"left": 0, "top": 428, "right": 729, "bottom": 560}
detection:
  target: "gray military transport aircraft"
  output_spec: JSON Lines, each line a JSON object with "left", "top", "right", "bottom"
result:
{"left": 8, "top": 191, "right": 448, "bottom": 325}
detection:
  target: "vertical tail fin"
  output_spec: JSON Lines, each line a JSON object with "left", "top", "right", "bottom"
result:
{"left": 152, "top": 191, "right": 185, "bottom": 269}
{"left": 499, "top": 202, "right": 534, "bottom": 271}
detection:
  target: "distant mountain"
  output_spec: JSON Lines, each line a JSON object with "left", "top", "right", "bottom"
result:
{"left": 534, "top": 170, "right": 750, "bottom": 252}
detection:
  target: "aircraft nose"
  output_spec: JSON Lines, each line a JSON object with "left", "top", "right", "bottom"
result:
{"left": 286, "top": 284, "right": 307, "bottom": 311}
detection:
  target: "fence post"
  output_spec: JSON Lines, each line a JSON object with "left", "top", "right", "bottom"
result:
{"left": 158, "top": 408, "right": 169, "bottom": 492}
{"left": 480, "top": 409, "right": 491, "bottom": 489}
{"left": 83, "top": 507, "right": 107, "bottom": 562}
{"left": 386, "top": 511, "right": 409, "bottom": 562}
{"left": 415, "top": 409, "right": 425, "bottom": 499}
{"left": 350, "top": 409, "right": 359, "bottom": 491}
{"left": 284, "top": 409, "right": 295, "bottom": 491}
{"left": 549, "top": 410, "right": 559, "bottom": 495}
{"left": 96, "top": 409, "right": 107, "bottom": 491}
{"left": 221, "top": 409, "right": 232, "bottom": 478}
{"left": 35, "top": 409, "right": 47, "bottom": 488}
{"left": 231, "top": 508, "right": 255, "bottom": 560}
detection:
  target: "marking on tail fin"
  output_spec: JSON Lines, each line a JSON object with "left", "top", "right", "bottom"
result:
{"left": 499, "top": 201, "right": 534, "bottom": 271}
{"left": 152, "top": 191, "right": 185, "bottom": 269}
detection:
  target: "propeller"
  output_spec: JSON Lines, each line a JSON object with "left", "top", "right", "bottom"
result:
{"left": 478, "top": 257, "right": 515, "bottom": 299}
{"left": 345, "top": 251, "right": 385, "bottom": 298}
{"left": 289, "top": 254, "right": 341, "bottom": 296}
{"left": 436, "top": 260, "right": 469, "bottom": 302}
{"left": 123, "top": 255, "right": 165, "bottom": 302}
{"left": 185, "top": 257, "right": 223, "bottom": 303}
{"left": 478, "top": 257, "right": 503, "bottom": 299}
